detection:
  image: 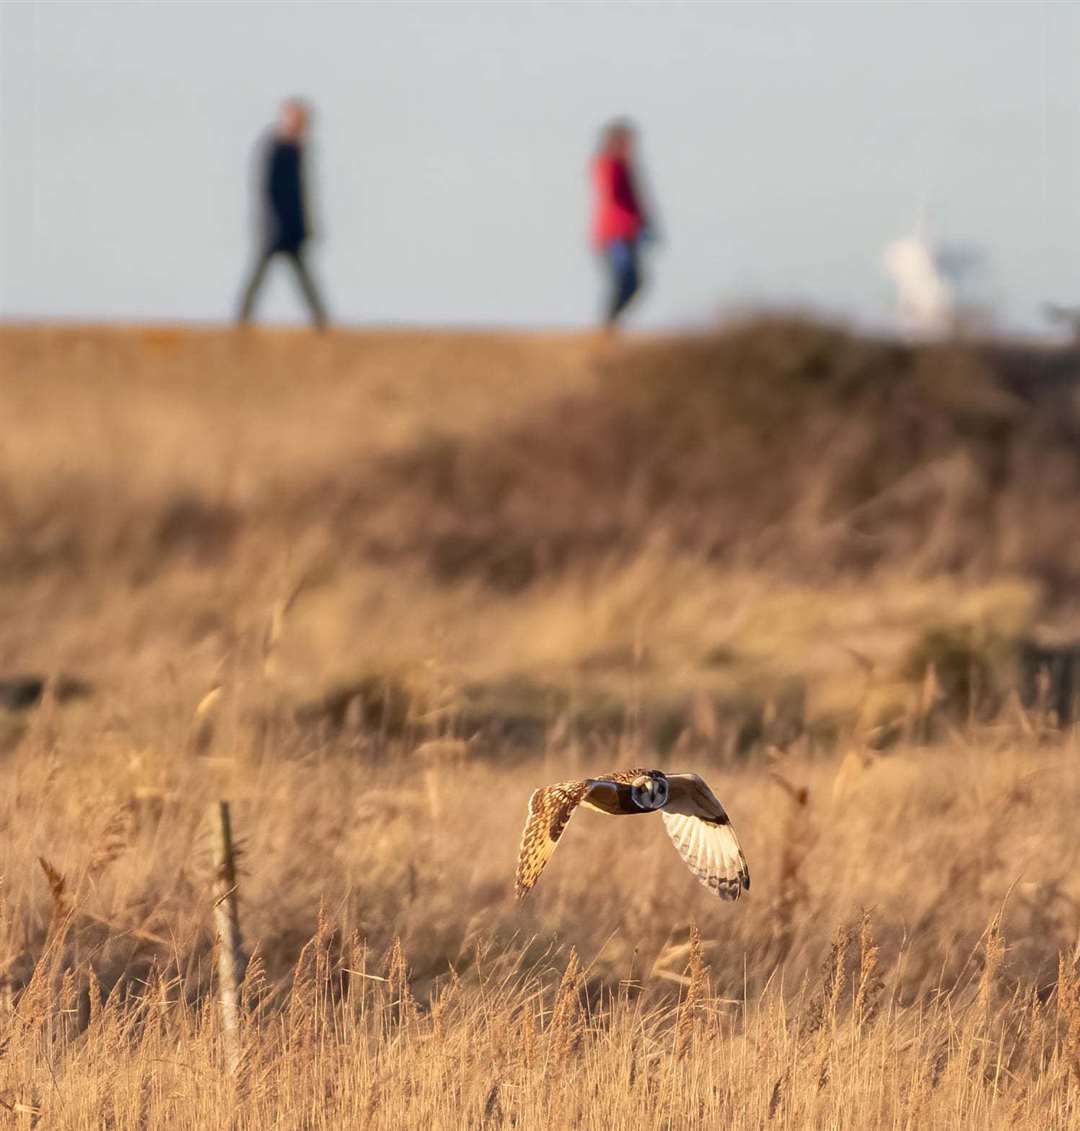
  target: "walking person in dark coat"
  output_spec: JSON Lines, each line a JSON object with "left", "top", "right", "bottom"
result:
{"left": 238, "top": 99, "right": 328, "bottom": 328}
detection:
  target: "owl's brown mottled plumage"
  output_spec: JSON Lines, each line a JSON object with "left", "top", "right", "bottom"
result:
{"left": 514, "top": 778, "right": 591, "bottom": 898}
{"left": 514, "top": 769, "right": 749, "bottom": 901}
{"left": 514, "top": 770, "right": 656, "bottom": 897}
{"left": 599, "top": 768, "right": 654, "bottom": 786}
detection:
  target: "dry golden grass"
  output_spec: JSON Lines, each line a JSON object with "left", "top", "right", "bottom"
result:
{"left": 0, "top": 735, "right": 1079, "bottom": 1127}
{"left": 1, "top": 324, "right": 1080, "bottom": 1126}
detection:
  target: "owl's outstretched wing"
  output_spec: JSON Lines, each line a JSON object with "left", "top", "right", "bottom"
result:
{"left": 515, "top": 779, "right": 591, "bottom": 898}
{"left": 662, "top": 773, "right": 750, "bottom": 900}
{"left": 661, "top": 812, "right": 749, "bottom": 899}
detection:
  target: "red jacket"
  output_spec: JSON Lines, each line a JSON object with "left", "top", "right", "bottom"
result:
{"left": 591, "top": 154, "right": 645, "bottom": 247}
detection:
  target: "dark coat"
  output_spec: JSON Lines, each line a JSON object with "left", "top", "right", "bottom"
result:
{"left": 262, "top": 138, "right": 308, "bottom": 251}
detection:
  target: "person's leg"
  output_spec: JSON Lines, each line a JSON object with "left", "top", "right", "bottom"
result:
{"left": 237, "top": 249, "right": 274, "bottom": 324}
{"left": 605, "top": 239, "right": 640, "bottom": 326}
{"left": 287, "top": 249, "right": 328, "bottom": 329}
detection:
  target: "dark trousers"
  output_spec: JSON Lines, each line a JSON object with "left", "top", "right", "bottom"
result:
{"left": 238, "top": 245, "right": 327, "bottom": 328}
{"left": 604, "top": 238, "right": 641, "bottom": 325}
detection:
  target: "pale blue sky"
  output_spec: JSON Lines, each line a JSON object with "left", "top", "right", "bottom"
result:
{"left": 2, "top": 1, "right": 1078, "bottom": 330}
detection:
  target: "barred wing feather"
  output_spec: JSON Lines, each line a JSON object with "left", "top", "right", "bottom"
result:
{"left": 661, "top": 812, "right": 750, "bottom": 900}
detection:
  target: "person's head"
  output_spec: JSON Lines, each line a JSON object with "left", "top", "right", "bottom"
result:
{"left": 278, "top": 98, "right": 310, "bottom": 141}
{"left": 601, "top": 118, "right": 635, "bottom": 160}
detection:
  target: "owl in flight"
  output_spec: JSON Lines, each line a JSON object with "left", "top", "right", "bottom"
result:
{"left": 515, "top": 769, "right": 749, "bottom": 900}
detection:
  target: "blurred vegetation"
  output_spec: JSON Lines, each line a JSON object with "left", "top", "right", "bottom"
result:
{"left": 356, "top": 319, "right": 1080, "bottom": 596}
{"left": 3, "top": 323, "right": 1080, "bottom": 1124}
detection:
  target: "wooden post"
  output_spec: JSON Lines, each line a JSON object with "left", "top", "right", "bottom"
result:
{"left": 209, "top": 800, "right": 243, "bottom": 1075}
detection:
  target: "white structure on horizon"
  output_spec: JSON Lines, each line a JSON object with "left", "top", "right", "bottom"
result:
{"left": 882, "top": 217, "right": 956, "bottom": 338}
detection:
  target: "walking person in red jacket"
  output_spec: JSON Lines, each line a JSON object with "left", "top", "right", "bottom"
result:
{"left": 591, "top": 119, "right": 652, "bottom": 329}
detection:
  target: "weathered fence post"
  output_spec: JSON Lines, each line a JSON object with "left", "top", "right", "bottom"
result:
{"left": 209, "top": 800, "right": 243, "bottom": 1075}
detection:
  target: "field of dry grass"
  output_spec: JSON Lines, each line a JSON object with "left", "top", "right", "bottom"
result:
{"left": 2, "top": 323, "right": 1080, "bottom": 1127}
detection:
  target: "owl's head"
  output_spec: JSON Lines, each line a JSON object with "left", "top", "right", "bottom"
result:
{"left": 630, "top": 771, "right": 669, "bottom": 811}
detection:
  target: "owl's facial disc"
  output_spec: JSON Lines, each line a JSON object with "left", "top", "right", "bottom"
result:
{"left": 631, "top": 773, "right": 668, "bottom": 811}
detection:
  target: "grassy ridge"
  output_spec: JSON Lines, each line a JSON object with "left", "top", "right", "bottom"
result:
{"left": 2, "top": 321, "right": 1068, "bottom": 744}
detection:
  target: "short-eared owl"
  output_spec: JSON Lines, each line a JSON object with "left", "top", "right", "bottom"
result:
{"left": 515, "top": 769, "right": 749, "bottom": 900}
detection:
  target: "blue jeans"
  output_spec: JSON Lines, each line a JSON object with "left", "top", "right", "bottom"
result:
{"left": 604, "top": 238, "right": 640, "bottom": 325}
